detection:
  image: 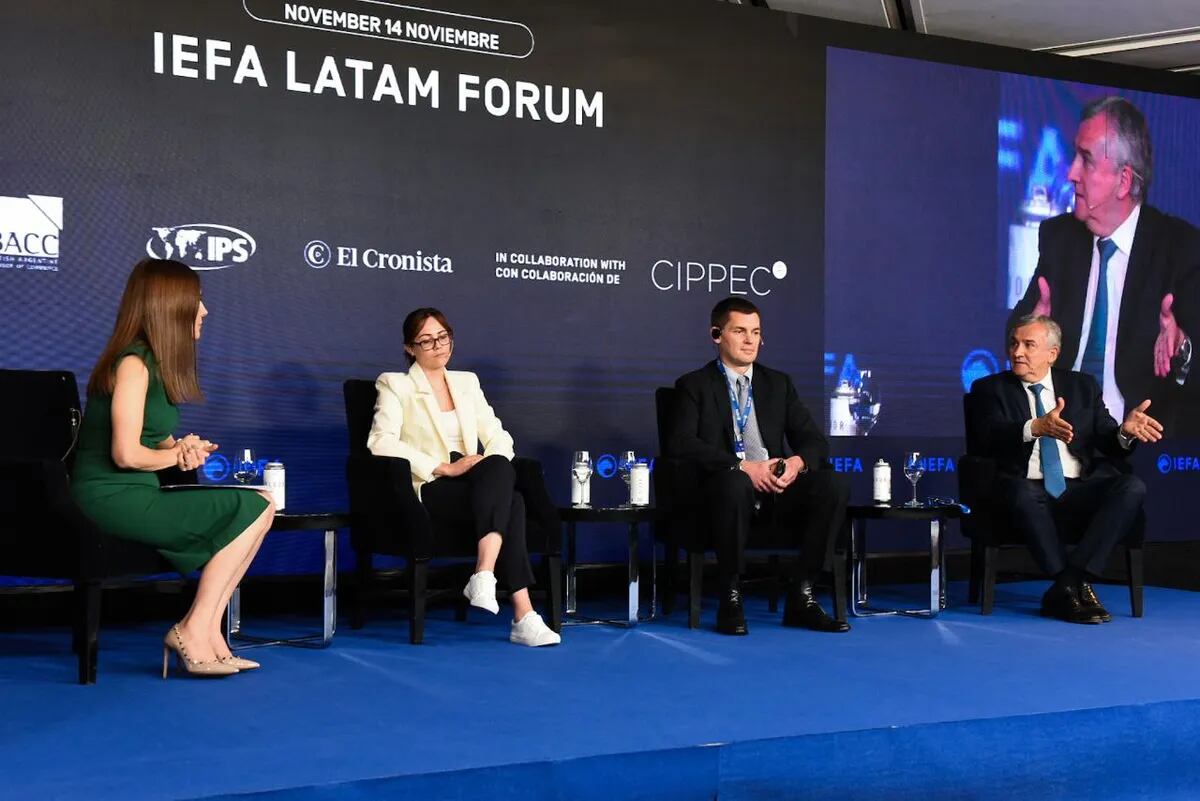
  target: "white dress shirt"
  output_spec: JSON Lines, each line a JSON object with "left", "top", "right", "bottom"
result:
{"left": 1071, "top": 203, "right": 1140, "bottom": 421}
{"left": 1019, "top": 371, "right": 1082, "bottom": 480}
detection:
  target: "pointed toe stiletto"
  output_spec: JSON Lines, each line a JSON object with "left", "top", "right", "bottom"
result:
{"left": 162, "top": 625, "right": 240, "bottom": 678}
{"left": 219, "top": 655, "right": 261, "bottom": 671}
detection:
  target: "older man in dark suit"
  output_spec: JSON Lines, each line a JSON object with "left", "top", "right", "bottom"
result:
{"left": 668, "top": 296, "right": 849, "bottom": 635}
{"left": 969, "top": 314, "right": 1163, "bottom": 623}
{"left": 1010, "top": 96, "right": 1200, "bottom": 435}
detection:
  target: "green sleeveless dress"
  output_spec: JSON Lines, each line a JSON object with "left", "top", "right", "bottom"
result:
{"left": 70, "top": 342, "right": 269, "bottom": 573}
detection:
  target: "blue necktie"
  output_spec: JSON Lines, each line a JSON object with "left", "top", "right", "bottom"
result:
{"left": 1030, "top": 383, "right": 1066, "bottom": 498}
{"left": 1080, "top": 238, "right": 1118, "bottom": 383}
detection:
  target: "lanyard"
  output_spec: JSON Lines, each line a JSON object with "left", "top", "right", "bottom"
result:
{"left": 716, "top": 360, "right": 753, "bottom": 455}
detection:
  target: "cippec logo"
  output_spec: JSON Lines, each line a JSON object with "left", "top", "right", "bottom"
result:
{"left": 147, "top": 224, "right": 256, "bottom": 270}
{"left": 304, "top": 239, "right": 452, "bottom": 273}
{"left": 650, "top": 258, "right": 788, "bottom": 297}
{"left": 1157, "top": 454, "right": 1200, "bottom": 474}
{"left": 0, "top": 194, "right": 62, "bottom": 271}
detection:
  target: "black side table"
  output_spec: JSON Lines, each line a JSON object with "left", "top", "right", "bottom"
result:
{"left": 226, "top": 511, "right": 350, "bottom": 649}
{"left": 846, "top": 503, "right": 967, "bottom": 618}
{"left": 559, "top": 505, "right": 666, "bottom": 627}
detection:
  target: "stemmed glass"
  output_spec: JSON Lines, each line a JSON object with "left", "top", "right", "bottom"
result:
{"left": 618, "top": 451, "right": 637, "bottom": 490}
{"left": 233, "top": 448, "right": 258, "bottom": 485}
{"left": 851, "top": 370, "right": 881, "bottom": 436}
{"left": 903, "top": 451, "right": 925, "bottom": 507}
{"left": 571, "top": 450, "right": 593, "bottom": 508}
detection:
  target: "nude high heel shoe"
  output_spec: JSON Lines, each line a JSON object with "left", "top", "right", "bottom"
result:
{"left": 219, "top": 654, "right": 261, "bottom": 671}
{"left": 162, "top": 625, "right": 239, "bottom": 678}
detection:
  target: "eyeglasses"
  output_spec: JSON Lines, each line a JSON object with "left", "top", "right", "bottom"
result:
{"left": 412, "top": 332, "right": 453, "bottom": 351}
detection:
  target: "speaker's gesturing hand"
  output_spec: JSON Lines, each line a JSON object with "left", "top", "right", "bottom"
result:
{"left": 1121, "top": 399, "right": 1164, "bottom": 443}
{"left": 1031, "top": 397, "right": 1073, "bottom": 444}
{"left": 1032, "top": 276, "right": 1052, "bottom": 318}
{"left": 1154, "top": 294, "right": 1188, "bottom": 378}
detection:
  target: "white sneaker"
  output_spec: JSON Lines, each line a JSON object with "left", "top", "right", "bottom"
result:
{"left": 463, "top": 571, "right": 499, "bottom": 614}
{"left": 510, "top": 611, "right": 561, "bottom": 647}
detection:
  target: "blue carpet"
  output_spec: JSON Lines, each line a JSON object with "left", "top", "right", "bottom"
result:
{"left": 2, "top": 582, "right": 1199, "bottom": 800}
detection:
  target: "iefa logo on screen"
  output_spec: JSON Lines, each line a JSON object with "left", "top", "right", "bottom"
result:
{"left": 146, "top": 224, "right": 257, "bottom": 271}
{"left": 1157, "top": 453, "right": 1200, "bottom": 474}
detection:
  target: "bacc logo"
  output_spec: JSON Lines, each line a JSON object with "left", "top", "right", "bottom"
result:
{"left": 651, "top": 258, "right": 788, "bottom": 297}
{"left": 303, "top": 238, "right": 452, "bottom": 274}
{"left": 147, "top": 224, "right": 256, "bottom": 270}
{"left": 0, "top": 194, "right": 62, "bottom": 271}
{"left": 1157, "top": 454, "right": 1200, "bottom": 475}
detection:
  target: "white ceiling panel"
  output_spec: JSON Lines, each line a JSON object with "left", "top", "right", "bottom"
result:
{"left": 916, "top": 0, "right": 1200, "bottom": 50}
{"left": 764, "top": 0, "right": 893, "bottom": 28}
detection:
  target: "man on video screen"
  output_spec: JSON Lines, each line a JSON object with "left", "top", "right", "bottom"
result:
{"left": 1009, "top": 96, "right": 1200, "bottom": 435}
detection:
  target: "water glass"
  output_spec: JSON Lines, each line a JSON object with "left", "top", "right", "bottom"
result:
{"left": 903, "top": 451, "right": 924, "bottom": 507}
{"left": 233, "top": 448, "right": 258, "bottom": 484}
{"left": 618, "top": 451, "right": 637, "bottom": 487}
{"left": 571, "top": 450, "right": 592, "bottom": 507}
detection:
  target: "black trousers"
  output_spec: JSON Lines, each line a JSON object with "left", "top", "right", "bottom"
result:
{"left": 702, "top": 467, "right": 850, "bottom": 579}
{"left": 999, "top": 464, "right": 1145, "bottom": 578}
{"left": 420, "top": 455, "right": 536, "bottom": 592}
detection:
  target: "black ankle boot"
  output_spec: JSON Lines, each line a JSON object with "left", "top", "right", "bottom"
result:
{"left": 783, "top": 579, "right": 850, "bottom": 633}
{"left": 716, "top": 576, "right": 748, "bottom": 635}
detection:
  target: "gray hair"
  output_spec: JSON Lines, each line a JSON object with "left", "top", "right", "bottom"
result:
{"left": 1009, "top": 313, "right": 1062, "bottom": 349}
{"left": 1081, "top": 96, "right": 1153, "bottom": 202}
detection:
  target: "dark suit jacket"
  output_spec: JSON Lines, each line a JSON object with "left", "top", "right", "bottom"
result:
{"left": 667, "top": 360, "right": 828, "bottom": 476}
{"left": 967, "top": 368, "right": 1131, "bottom": 479}
{"left": 1009, "top": 206, "right": 1200, "bottom": 429}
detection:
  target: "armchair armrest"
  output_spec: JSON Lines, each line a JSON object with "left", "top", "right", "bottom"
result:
{"left": 653, "top": 455, "right": 706, "bottom": 551}
{"left": 345, "top": 452, "right": 434, "bottom": 559}
{"left": 512, "top": 457, "right": 561, "bottom": 556}
{"left": 958, "top": 453, "right": 1000, "bottom": 544}
{"left": 0, "top": 457, "right": 103, "bottom": 579}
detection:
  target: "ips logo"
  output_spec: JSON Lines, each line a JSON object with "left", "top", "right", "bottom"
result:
{"left": 147, "top": 224, "right": 257, "bottom": 270}
{"left": 1157, "top": 454, "right": 1200, "bottom": 475}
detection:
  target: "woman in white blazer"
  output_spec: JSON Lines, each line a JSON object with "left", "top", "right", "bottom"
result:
{"left": 367, "top": 308, "right": 560, "bottom": 647}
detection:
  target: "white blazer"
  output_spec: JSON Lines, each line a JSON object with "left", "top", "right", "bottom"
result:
{"left": 366, "top": 364, "right": 515, "bottom": 498}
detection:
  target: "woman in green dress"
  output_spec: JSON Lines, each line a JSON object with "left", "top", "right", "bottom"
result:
{"left": 72, "top": 258, "right": 276, "bottom": 678}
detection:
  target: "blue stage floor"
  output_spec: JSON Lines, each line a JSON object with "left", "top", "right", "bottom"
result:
{"left": 3, "top": 581, "right": 1200, "bottom": 800}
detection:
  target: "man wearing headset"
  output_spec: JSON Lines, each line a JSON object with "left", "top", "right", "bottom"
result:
{"left": 1009, "top": 96, "right": 1200, "bottom": 435}
{"left": 667, "top": 296, "right": 850, "bottom": 636}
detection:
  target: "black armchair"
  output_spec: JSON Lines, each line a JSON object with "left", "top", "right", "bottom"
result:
{"left": 342, "top": 379, "right": 562, "bottom": 643}
{"left": 654, "top": 387, "right": 847, "bottom": 628}
{"left": 958, "top": 392, "right": 1144, "bottom": 616}
{"left": 0, "top": 369, "right": 177, "bottom": 684}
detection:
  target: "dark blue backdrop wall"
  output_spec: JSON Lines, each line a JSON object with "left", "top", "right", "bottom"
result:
{"left": 2, "top": 0, "right": 1198, "bottom": 576}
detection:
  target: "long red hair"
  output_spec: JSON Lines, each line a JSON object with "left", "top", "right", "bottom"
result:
{"left": 87, "top": 258, "right": 203, "bottom": 404}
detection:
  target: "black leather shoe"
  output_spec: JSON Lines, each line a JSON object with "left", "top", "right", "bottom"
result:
{"left": 1040, "top": 583, "right": 1105, "bottom": 624}
{"left": 716, "top": 581, "right": 748, "bottom": 636}
{"left": 783, "top": 580, "right": 850, "bottom": 633}
{"left": 1079, "top": 583, "right": 1112, "bottom": 623}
